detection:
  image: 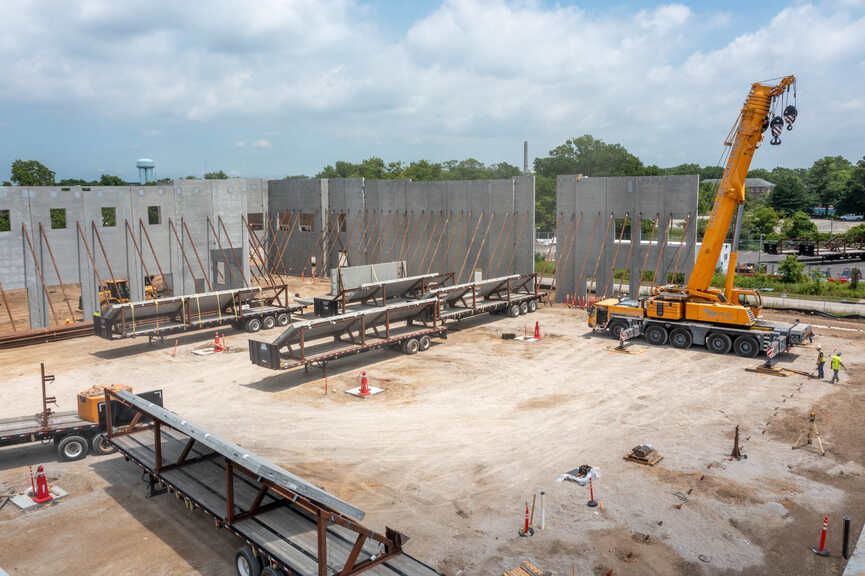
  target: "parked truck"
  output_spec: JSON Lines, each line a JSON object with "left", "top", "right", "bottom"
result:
{"left": 0, "top": 364, "right": 163, "bottom": 461}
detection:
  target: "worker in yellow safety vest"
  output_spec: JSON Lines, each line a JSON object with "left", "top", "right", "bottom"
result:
{"left": 830, "top": 351, "right": 845, "bottom": 384}
{"left": 816, "top": 346, "right": 825, "bottom": 380}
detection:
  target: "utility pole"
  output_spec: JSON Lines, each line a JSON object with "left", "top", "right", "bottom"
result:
{"left": 523, "top": 141, "right": 528, "bottom": 174}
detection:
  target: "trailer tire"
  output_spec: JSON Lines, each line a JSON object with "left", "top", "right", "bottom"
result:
{"left": 706, "top": 332, "right": 732, "bottom": 354}
{"left": 276, "top": 313, "right": 290, "bottom": 326}
{"left": 645, "top": 324, "right": 668, "bottom": 346}
{"left": 262, "top": 315, "right": 276, "bottom": 330}
{"left": 403, "top": 338, "right": 420, "bottom": 355}
{"left": 734, "top": 335, "right": 760, "bottom": 358}
{"left": 245, "top": 318, "right": 262, "bottom": 333}
{"left": 91, "top": 433, "right": 116, "bottom": 455}
{"left": 528, "top": 299, "right": 537, "bottom": 313}
{"left": 669, "top": 328, "right": 692, "bottom": 349}
{"left": 608, "top": 320, "right": 627, "bottom": 339}
{"left": 507, "top": 304, "right": 520, "bottom": 318}
{"left": 519, "top": 301, "right": 529, "bottom": 315}
{"left": 57, "top": 435, "right": 88, "bottom": 461}
{"left": 418, "top": 335, "right": 431, "bottom": 351}
{"left": 235, "top": 545, "right": 261, "bottom": 576}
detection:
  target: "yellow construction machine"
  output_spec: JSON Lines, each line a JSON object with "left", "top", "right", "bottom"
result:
{"left": 589, "top": 76, "right": 812, "bottom": 356}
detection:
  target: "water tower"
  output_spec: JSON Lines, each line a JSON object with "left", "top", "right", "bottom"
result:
{"left": 136, "top": 158, "right": 155, "bottom": 184}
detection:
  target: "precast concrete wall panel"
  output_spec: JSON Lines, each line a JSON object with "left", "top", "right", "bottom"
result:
{"left": 555, "top": 175, "right": 698, "bottom": 301}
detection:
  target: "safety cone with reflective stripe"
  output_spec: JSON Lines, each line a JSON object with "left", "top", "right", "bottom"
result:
{"left": 812, "top": 515, "right": 830, "bottom": 556}
{"left": 359, "top": 372, "right": 370, "bottom": 397}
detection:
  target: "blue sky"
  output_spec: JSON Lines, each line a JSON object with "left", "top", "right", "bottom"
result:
{"left": 0, "top": 0, "right": 863, "bottom": 182}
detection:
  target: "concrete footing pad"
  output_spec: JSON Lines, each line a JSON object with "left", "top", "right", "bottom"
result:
{"left": 345, "top": 386, "right": 384, "bottom": 398}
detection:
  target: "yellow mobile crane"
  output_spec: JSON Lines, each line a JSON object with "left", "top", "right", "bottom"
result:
{"left": 588, "top": 76, "right": 812, "bottom": 356}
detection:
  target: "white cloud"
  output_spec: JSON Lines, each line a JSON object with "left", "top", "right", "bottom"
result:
{"left": 0, "top": 1, "right": 862, "bottom": 168}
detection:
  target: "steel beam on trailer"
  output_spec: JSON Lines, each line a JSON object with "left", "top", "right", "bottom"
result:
{"left": 21, "top": 224, "right": 60, "bottom": 326}
{"left": 38, "top": 223, "right": 75, "bottom": 319}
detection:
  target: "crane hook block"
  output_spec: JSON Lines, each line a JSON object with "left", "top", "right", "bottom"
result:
{"left": 784, "top": 105, "right": 798, "bottom": 131}
{"left": 770, "top": 116, "right": 784, "bottom": 145}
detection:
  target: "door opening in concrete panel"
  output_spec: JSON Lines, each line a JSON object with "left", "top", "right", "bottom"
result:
{"left": 0, "top": 209, "right": 9, "bottom": 232}
{"left": 101, "top": 207, "right": 116, "bottom": 227}
{"left": 248, "top": 212, "right": 264, "bottom": 230}
{"left": 148, "top": 206, "right": 161, "bottom": 225}
{"left": 300, "top": 213, "right": 315, "bottom": 232}
{"left": 50, "top": 208, "right": 66, "bottom": 229}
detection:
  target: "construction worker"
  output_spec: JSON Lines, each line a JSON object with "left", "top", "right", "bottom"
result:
{"left": 816, "top": 345, "right": 825, "bottom": 380}
{"left": 830, "top": 351, "right": 845, "bottom": 384}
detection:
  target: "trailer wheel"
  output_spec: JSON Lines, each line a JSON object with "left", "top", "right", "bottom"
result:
{"left": 276, "top": 312, "right": 290, "bottom": 326}
{"left": 91, "top": 433, "right": 116, "bottom": 455}
{"left": 706, "top": 332, "right": 732, "bottom": 354}
{"left": 235, "top": 545, "right": 261, "bottom": 576}
{"left": 519, "top": 301, "right": 529, "bottom": 315}
{"left": 245, "top": 318, "right": 262, "bottom": 333}
{"left": 57, "top": 435, "right": 88, "bottom": 461}
{"left": 418, "top": 335, "right": 431, "bottom": 351}
{"left": 262, "top": 315, "right": 276, "bottom": 330}
{"left": 403, "top": 338, "right": 420, "bottom": 355}
{"left": 507, "top": 304, "right": 520, "bottom": 318}
{"left": 734, "top": 335, "right": 760, "bottom": 358}
{"left": 527, "top": 299, "right": 537, "bottom": 313}
{"left": 669, "top": 328, "right": 692, "bottom": 349}
{"left": 645, "top": 325, "right": 668, "bottom": 346}
{"left": 608, "top": 320, "right": 627, "bottom": 339}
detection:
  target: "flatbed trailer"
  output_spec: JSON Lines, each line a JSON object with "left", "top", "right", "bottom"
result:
{"left": 0, "top": 364, "right": 164, "bottom": 461}
{"left": 249, "top": 298, "right": 446, "bottom": 372}
{"left": 426, "top": 273, "right": 545, "bottom": 322}
{"left": 94, "top": 284, "right": 301, "bottom": 342}
{"left": 105, "top": 388, "right": 443, "bottom": 576}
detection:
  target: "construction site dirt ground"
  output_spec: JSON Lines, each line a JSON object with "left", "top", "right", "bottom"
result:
{"left": 0, "top": 285, "right": 863, "bottom": 575}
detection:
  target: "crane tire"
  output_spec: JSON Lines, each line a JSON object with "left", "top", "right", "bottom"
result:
{"left": 669, "top": 328, "right": 692, "bottom": 349}
{"left": 734, "top": 335, "right": 760, "bottom": 358}
{"left": 706, "top": 332, "right": 732, "bottom": 354}
{"left": 645, "top": 325, "right": 668, "bottom": 346}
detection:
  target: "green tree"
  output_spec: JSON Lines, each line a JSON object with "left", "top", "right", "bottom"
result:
{"left": 778, "top": 254, "right": 805, "bottom": 283}
{"left": 745, "top": 206, "right": 779, "bottom": 236}
{"left": 59, "top": 178, "right": 92, "bottom": 186}
{"left": 534, "top": 135, "right": 644, "bottom": 178}
{"left": 769, "top": 169, "right": 810, "bottom": 214}
{"left": 535, "top": 175, "right": 555, "bottom": 233}
{"left": 837, "top": 156, "right": 865, "bottom": 216}
{"left": 99, "top": 174, "right": 126, "bottom": 185}
{"left": 851, "top": 268, "right": 861, "bottom": 290}
{"left": 781, "top": 210, "right": 818, "bottom": 239}
{"left": 807, "top": 156, "right": 852, "bottom": 206}
{"left": 11, "top": 159, "right": 55, "bottom": 186}
{"left": 698, "top": 181, "right": 717, "bottom": 214}
{"left": 403, "top": 160, "right": 442, "bottom": 181}
{"left": 204, "top": 170, "right": 228, "bottom": 179}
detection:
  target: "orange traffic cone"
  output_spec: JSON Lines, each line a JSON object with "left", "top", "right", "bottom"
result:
{"left": 32, "top": 465, "right": 53, "bottom": 504}
{"left": 534, "top": 321, "right": 541, "bottom": 340}
{"left": 213, "top": 332, "right": 223, "bottom": 352}
{"left": 359, "top": 372, "right": 370, "bottom": 397}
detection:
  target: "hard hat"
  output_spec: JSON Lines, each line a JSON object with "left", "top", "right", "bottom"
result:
{"left": 816, "top": 345, "right": 822, "bottom": 349}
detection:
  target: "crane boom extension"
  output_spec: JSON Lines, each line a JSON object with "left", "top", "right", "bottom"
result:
{"left": 687, "top": 76, "right": 796, "bottom": 300}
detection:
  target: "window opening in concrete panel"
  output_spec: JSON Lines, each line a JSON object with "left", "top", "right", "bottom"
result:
{"left": 148, "top": 205, "right": 161, "bottom": 225}
{"left": 101, "top": 207, "right": 116, "bottom": 227}
{"left": 614, "top": 217, "right": 632, "bottom": 241}
{"left": 300, "top": 213, "right": 315, "bottom": 232}
{"left": 278, "top": 212, "right": 292, "bottom": 230}
{"left": 248, "top": 212, "right": 264, "bottom": 231}
{"left": 50, "top": 208, "right": 66, "bottom": 229}
{"left": 0, "top": 210, "right": 9, "bottom": 232}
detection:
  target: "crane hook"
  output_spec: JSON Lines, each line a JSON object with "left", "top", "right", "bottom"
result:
{"left": 769, "top": 116, "right": 784, "bottom": 145}
{"left": 784, "top": 105, "right": 797, "bottom": 131}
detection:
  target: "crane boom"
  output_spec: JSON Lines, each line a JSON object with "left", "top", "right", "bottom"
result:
{"left": 686, "top": 75, "right": 796, "bottom": 298}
